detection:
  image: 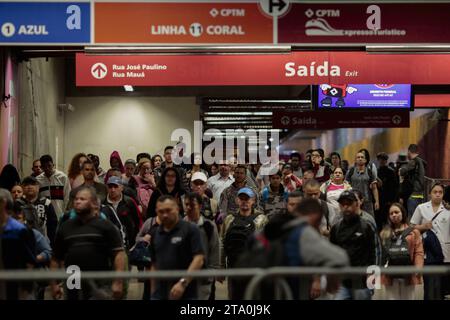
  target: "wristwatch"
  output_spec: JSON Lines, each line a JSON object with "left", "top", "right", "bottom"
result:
{"left": 179, "top": 278, "right": 188, "bottom": 288}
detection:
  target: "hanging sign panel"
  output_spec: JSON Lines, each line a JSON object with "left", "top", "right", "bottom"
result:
{"left": 0, "top": 2, "right": 91, "bottom": 44}
{"left": 94, "top": 2, "right": 273, "bottom": 44}
{"left": 278, "top": 2, "right": 450, "bottom": 44}
{"left": 76, "top": 52, "right": 450, "bottom": 86}
{"left": 273, "top": 110, "right": 410, "bottom": 129}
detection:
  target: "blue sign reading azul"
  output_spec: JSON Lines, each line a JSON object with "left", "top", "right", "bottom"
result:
{"left": 0, "top": 2, "right": 90, "bottom": 44}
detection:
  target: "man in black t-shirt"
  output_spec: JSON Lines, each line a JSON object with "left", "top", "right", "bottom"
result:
{"left": 50, "top": 186, "right": 126, "bottom": 300}
{"left": 150, "top": 195, "right": 205, "bottom": 300}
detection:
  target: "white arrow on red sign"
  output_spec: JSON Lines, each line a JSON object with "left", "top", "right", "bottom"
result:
{"left": 91, "top": 63, "right": 108, "bottom": 79}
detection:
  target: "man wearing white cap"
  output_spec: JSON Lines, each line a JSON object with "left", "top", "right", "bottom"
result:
{"left": 190, "top": 172, "right": 218, "bottom": 221}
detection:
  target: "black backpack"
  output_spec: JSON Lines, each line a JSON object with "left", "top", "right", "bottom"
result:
{"left": 423, "top": 211, "right": 445, "bottom": 265}
{"left": 223, "top": 214, "right": 259, "bottom": 268}
{"left": 231, "top": 217, "right": 307, "bottom": 299}
{"left": 385, "top": 227, "right": 414, "bottom": 266}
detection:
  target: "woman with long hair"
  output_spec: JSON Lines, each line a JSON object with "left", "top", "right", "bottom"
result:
{"left": 67, "top": 153, "right": 88, "bottom": 189}
{"left": 310, "top": 149, "right": 332, "bottom": 184}
{"left": 151, "top": 154, "right": 163, "bottom": 170}
{"left": 329, "top": 152, "right": 342, "bottom": 172}
{"left": 146, "top": 167, "right": 185, "bottom": 218}
{"left": 380, "top": 202, "right": 423, "bottom": 300}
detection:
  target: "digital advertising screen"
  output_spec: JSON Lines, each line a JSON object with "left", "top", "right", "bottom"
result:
{"left": 316, "top": 84, "right": 412, "bottom": 109}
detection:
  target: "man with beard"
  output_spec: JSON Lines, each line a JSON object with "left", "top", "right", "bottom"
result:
{"left": 50, "top": 186, "right": 126, "bottom": 300}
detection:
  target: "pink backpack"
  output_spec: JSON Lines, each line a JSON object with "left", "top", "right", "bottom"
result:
{"left": 133, "top": 175, "right": 154, "bottom": 213}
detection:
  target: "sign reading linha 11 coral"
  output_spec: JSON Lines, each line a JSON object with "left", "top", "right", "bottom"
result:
{"left": 76, "top": 52, "right": 450, "bottom": 86}
{"left": 278, "top": 2, "right": 450, "bottom": 44}
{"left": 94, "top": 2, "right": 272, "bottom": 44}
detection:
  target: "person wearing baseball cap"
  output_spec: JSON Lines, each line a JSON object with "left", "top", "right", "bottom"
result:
{"left": 337, "top": 190, "right": 359, "bottom": 205}
{"left": 21, "top": 175, "right": 58, "bottom": 247}
{"left": 331, "top": 189, "right": 376, "bottom": 300}
{"left": 102, "top": 175, "right": 141, "bottom": 250}
{"left": 221, "top": 186, "right": 268, "bottom": 298}
{"left": 189, "top": 172, "right": 218, "bottom": 221}
{"left": 218, "top": 165, "right": 259, "bottom": 222}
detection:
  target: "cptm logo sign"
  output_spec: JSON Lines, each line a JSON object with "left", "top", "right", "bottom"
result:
{"left": 304, "top": 5, "right": 406, "bottom": 37}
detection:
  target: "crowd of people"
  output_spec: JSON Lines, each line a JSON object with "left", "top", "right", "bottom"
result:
{"left": 0, "top": 143, "right": 449, "bottom": 300}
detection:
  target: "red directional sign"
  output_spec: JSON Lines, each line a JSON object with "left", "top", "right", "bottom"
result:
{"left": 273, "top": 110, "right": 410, "bottom": 129}
{"left": 77, "top": 52, "right": 450, "bottom": 86}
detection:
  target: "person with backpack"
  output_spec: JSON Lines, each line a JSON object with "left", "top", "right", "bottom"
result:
{"left": 345, "top": 151, "right": 380, "bottom": 216}
{"left": 331, "top": 190, "right": 376, "bottom": 300}
{"left": 133, "top": 214, "right": 160, "bottom": 300}
{"left": 302, "top": 179, "right": 338, "bottom": 236}
{"left": 221, "top": 187, "right": 268, "bottom": 298}
{"left": 219, "top": 165, "right": 260, "bottom": 220}
{"left": 184, "top": 192, "right": 220, "bottom": 300}
{"left": 129, "top": 158, "right": 156, "bottom": 215}
{"left": 380, "top": 202, "right": 423, "bottom": 300}
{"left": 410, "top": 183, "right": 450, "bottom": 300}
{"left": 21, "top": 176, "right": 58, "bottom": 248}
{"left": 320, "top": 167, "right": 352, "bottom": 211}
{"left": 0, "top": 189, "right": 36, "bottom": 300}
{"left": 189, "top": 172, "right": 218, "bottom": 221}
{"left": 400, "top": 144, "right": 427, "bottom": 218}
{"left": 232, "top": 199, "right": 349, "bottom": 300}
{"left": 13, "top": 200, "right": 52, "bottom": 300}
{"left": 102, "top": 176, "right": 142, "bottom": 250}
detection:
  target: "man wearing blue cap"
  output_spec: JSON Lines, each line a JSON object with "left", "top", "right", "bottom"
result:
{"left": 221, "top": 186, "right": 268, "bottom": 298}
